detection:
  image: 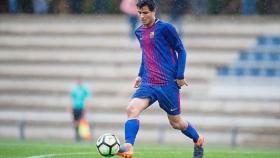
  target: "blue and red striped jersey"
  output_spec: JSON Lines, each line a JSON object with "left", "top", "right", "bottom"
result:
{"left": 135, "top": 19, "right": 187, "bottom": 86}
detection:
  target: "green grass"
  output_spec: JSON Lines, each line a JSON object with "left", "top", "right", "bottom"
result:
{"left": 0, "top": 139, "right": 279, "bottom": 158}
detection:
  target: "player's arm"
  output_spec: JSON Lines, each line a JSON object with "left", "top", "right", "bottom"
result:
{"left": 67, "top": 90, "right": 74, "bottom": 112}
{"left": 67, "top": 99, "right": 72, "bottom": 112}
{"left": 134, "top": 57, "right": 144, "bottom": 88}
{"left": 164, "top": 24, "right": 187, "bottom": 87}
{"left": 84, "top": 86, "right": 91, "bottom": 113}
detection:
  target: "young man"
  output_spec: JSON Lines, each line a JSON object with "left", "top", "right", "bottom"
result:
{"left": 117, "top": 0, "right": 204, "bottom": 158}
{"left": 68, "top": 77, "right": 91, "bottom": 141}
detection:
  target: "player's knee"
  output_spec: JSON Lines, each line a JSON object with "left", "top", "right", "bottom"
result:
{"left": 170, "top": 122, "right": 181, "bottom": 130}
{"left": 170, "top": 120, "right": 186, "bottom": 130}
{"left": 126, "top": 105, "right": 140, "bottom": 118}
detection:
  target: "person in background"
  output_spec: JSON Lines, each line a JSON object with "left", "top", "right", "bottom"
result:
{"left": 70, "top": 0, "right": 84, "bottom": 14}
{"left": 8, "top": 0, "right": 48, "bottom": 14}
{"left": 169, "top": 0, "right": 188, "bottom": 36}
{"left": 8, "top": 0, "right": 17, "bottom": 13}
{"left": 68, "top": 77, "right": 91, "bottom": 142}
{"left": 32, "top": 0, "right": 48, "bottom": 14}
{"left": 241, "top": 0, "right": 257, "bottom": 15}
{"left": 190, "top": 0, "right": 208, "bottom": 16}
{"left": 120, "top": 0, "right": 138, "bottom": 39}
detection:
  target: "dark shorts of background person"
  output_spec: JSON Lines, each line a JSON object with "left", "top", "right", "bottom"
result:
{"left": 72, "top": 109, "right": 84, "bottom": 121}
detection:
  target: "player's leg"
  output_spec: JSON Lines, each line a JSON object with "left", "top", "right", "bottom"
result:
{"left": 157, "top": 83, "right": 204, "bottom": 158}
{"left": 167, "top": 115, "right": 204, "bottom": 158}
{"left": 167, "top": 115, "right": 201, "bottom": 142}
{"left": 167, "top": 115, "right": 203, "bottom": 143}
{"left": 125, "top": 98, "right": 150, "bottom": 145}
{"left": 117, "top": 98, "right": 150, "bottom": 158}
{"left": 73, "top": 109, "right": 82, "bottom": 142}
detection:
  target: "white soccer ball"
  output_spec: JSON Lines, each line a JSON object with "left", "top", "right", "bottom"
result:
{"left": 96, "top": 133, "right": 120, "bottom": 157}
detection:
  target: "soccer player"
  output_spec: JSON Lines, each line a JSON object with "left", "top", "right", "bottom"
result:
{"left": 117, "top": 0, "right": 204, "bottom": 158}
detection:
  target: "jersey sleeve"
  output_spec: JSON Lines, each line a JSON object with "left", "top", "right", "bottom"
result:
{"left": 135, "top": 28, "right": 145, "bottom": 78}
{"left": 70, "top": 86, "right": 75, "bottom": 98}
{"left": 84, "top": 85, "right": 91, "bottom": 98}
{"left": 163, "top": 23, "right": 187, "bottom": 80}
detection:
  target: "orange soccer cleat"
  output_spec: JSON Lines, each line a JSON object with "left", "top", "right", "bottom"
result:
{"left": 194, "top": 135, "right": 204, "bottom": 158}
{"left": 117, "top": 143, "right": 134, "bottom": 158}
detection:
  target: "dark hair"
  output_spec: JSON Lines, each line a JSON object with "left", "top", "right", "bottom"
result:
{"left": 136, "top": 0, "right": 156, "bottom": 11}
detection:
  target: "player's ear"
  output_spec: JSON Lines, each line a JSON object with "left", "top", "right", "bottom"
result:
{"left": 151, "top": 10, "right": 156, "bottom": 17}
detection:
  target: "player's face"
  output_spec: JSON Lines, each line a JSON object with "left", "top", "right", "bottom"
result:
{"left": 137, "top": 6, "right": 156, "bottom": 27}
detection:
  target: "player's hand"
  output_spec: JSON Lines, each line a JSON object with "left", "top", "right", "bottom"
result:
{"left": 133, "top": 76, "right": 141, "bottom": 88}
{"left": 176, "top": 79, "right": 188, "bottom": 87}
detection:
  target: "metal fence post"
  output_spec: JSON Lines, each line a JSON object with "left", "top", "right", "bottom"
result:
{"left": 158, "top": 124, "right": 166, "bottom": 144}
{"left": 19, "top": 120, "right": 26, "bottom": 140}
{"left": 231, "top": 126, "right": 239, "bottom": 148}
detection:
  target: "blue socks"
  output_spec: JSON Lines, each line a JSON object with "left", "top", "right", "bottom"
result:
{"left": 125, "top": 119, "right": 198, "bottom": 144}
{"left": 125, "top": 119, "right": 140, "bottom": 145}
{"left": 181, "top": 122, "right": 199, "bottom": 143}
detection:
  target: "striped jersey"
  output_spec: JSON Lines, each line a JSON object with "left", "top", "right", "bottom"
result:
{"left": 135, "top": 19, "right": 187, "bottom": 86}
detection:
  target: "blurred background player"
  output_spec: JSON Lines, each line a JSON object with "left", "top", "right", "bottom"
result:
{"left": 169, "top": 0, "right": 188, "bottom": 36}
{"left": 120, "top": 0, "right": 138, "bottom": 39}
{"left": 69, "top": 0, "right": 84, "bottom": 14}
{"left": 117, "top": 0, "right": 204, "bottom": 158}
{"left": 8, "top": 0, "right": 48, "bottom": 14}
{"left": 67, "top": 77, "right": 91, "bottom": 142}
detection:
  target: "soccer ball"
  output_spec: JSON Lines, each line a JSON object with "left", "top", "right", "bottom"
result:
{"left": 96, "top": 133, "right": 120, "bottom": 157}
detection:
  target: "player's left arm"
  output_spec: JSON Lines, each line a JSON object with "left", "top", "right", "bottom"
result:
{"left": 164, "top": 24, "right": 187, "bottom": 87}
{"left": 83, "top": 86, "right": 91, "bottom": 114}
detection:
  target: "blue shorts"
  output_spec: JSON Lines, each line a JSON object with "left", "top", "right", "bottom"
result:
{"left": 132, "top": 82, "right": 181, "bottom": 115}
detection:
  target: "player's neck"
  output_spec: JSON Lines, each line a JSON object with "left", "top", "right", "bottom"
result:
{"left": 144, "top": 18, "right": 156, "bottom": 28}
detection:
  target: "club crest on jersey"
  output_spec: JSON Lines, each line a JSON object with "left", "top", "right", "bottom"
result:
{"left": 150, "top": 32, "right": 154, "bottom": 38}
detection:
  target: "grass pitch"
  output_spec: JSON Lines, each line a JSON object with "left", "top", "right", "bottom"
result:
{"left": 0, "top": 139, "right": 279, "bottom": 158}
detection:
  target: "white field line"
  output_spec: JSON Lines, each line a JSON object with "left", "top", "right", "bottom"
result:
{"left": 26, "top": 152, "right": 96, "bottom": 158}
{"left": 26, "top": 150, "right": 277, "bottom": 158}
{"left": 26, "top": 151, "right": 185, "bottom": 158}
